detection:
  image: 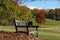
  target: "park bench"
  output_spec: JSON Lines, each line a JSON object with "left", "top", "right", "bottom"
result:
{"left": 13, "top": 19, "right": 39, "bottom": 37}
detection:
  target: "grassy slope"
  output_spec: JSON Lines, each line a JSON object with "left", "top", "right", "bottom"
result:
{"left": 39, "top": 19, "right": 60, "bottom": 40}
{"left": 42, "top": 19, "right": 60, "bottom": 25}
{"left": 0, "top": 19, "right": 60, "bottom": 40}
{"left": 40, "top": 19, "right": 60, "bottom": 28}
{"left": 29, "top": 19, "right": 60, "bottom": 40}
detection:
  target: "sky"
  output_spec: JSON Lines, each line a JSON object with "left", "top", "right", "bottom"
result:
{"left": 18, "top": 0, "right": 60, "bottom": 9}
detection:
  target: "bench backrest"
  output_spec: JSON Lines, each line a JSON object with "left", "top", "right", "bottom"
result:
{"left": 15, "top": 20, "right": 27, "bottom": 26}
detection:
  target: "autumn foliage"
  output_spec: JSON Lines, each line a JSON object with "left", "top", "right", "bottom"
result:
{"left": 0, "top": 31, "right": 40, "bottom": 40}
{"left": 36, "top": 11, "right": 46, "bottom": 24}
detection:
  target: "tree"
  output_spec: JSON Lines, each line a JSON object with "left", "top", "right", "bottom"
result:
{"left": 0, "top": 0, "right": 20, "bottom": 25}
{"left": 36, "top": 11, "right": 46, "bottom": 24}
{"left": 55, "top": 8, "right": 60, "bottom": 16}
{"left": 49, "top": 9, "right": 55, "bottom": 15}
{"left": 55, "top": 8, "right": 60, "bottom": 20}
{"left": 32, "top": 8, "right": 46, "bottom": 24}
{"left": 40, "top": 9, "right": 48, "bottom": 18}
{"left": 16, "top": 6, "right": 33, "bottom": 21}
{"left": 32, "top": 8, "right": 40, "bottom": 17}
{"left": 48, "top": 9, "right": 55, "bottom": 19}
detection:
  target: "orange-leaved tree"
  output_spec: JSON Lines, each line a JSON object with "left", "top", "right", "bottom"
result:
{"left": 33, "top": 9, "right": 46, "bottom": 24}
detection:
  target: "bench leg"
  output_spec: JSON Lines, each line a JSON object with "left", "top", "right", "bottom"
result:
{"left": 15, "top": 26, "right": 18, "bottom": 32}
{"left": 36, "top": 26, "right": 38, "bottom": 37}
{"left": 26, "top": 27, "right": 29, "bottom": 35}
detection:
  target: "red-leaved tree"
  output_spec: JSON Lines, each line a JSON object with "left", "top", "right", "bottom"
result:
{"left": 36, "top": 11, "right": 46, "bottom": 24}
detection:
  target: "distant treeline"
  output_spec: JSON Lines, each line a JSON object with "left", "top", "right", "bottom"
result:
{"left": 32, "top": 8, "right": 60, "bottom": 20}
{"left": 44, "top": 8, "right": 60, "bottom": 20}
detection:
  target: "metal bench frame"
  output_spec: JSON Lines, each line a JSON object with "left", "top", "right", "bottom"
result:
{"left": 13, "top": 19, "right": 39, "bottom": 37}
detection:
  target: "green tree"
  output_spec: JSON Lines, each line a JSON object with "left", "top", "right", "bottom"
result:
{"left": 16, "top": 6, "right": 33, "bottom": 21}
{"left": 0, "top": 0, "right": 20, "bottom": 25}
{"left": 49, "top": 9, "right": 55, "bottom": 15}
{"left": 0, "top": 0, "right": 33, "bottom": 25}
{"left": 55, "top": 8, "right": 60, "bottom": 16}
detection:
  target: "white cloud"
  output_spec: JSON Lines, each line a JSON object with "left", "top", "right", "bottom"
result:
{"left": 27, "top": 6, "right": 43, "bottom": 9}
{"left": 27, "top": 6, "right": 37, "bottom": 9}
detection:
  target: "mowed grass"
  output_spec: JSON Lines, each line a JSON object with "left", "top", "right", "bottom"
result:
{"left": 29, "top": 19, "right": 60, "bottom": 40}
{"left": 39, "top": 26, "right": 60, "bottom": 40}
{"left": 0, "top": 19, "right": 60, "bottom": 40}
{"left": 32, "top": 18, "right": 60, "bottom": 27}
{"left": 42, "top": 19, "right": 60, "bottom": 25}
{"left": 39, "top": 32, "right": 60, "bottom": 40}
{"left": 40, "top": 19, "right": 60, "bottom": 28}
{"left": 38, "top": 19, "right": 60, "bottom": 40}
{"left": 0, "top": 26, "right": 15, "bottom": 32}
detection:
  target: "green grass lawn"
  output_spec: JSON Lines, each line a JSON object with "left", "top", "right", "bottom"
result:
{"left": 42, "top": 19, "right": 60, "bottom": 25}
{"left": 0, "top": 26, "right": 60, "bottom": 40}
{"left": 39, "top": 26, "right": 60, "bottom": 40}
{"left": 0, "top": 19, "right": 60, "bottom": 40}
{"left": 32, "top": 18, "right": 60, "bottom": 27}
{"left": 0, "top": 26, "right": 15, "bottom": 32}
{"left": 39, "top": 19, "right": 60, "bottom": 40}
{"left": 39, "top": 32, "right": 60, "bottom": 40}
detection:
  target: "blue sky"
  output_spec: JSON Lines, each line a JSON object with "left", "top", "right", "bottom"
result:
{"left": 18, "top": 0, "right": 60, "bottom": 9}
